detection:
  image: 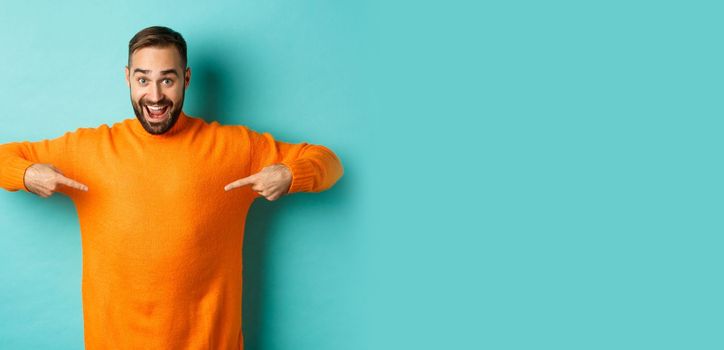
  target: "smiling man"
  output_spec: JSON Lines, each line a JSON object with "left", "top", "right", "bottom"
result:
{"left": 127, "top": 34, "right": 190, "bottom": 136}
{"left": 0, "top": 26, "right": 343, "bottom": 350}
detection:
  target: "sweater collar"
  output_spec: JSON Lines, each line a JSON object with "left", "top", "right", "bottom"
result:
{"left": 130, "top": 110, "right": 191, "bottom": 139}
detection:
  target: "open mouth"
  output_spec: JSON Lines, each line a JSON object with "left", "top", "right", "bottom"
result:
{"left": 144, "top": 104, "right": 170, "bottom": 122}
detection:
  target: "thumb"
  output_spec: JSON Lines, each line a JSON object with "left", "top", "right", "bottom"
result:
{"left": 224, "top": 174, "right": 257, "bottom": 191}
{"left": 49, "top": 164, "right": 64, "bottom": 175}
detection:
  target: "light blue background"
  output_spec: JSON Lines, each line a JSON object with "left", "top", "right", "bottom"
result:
{"left": 1, "top": 1, "right": 723, "bottom": 349}
{"left": 0, "top": 1, "right": 371, "bottom": 349}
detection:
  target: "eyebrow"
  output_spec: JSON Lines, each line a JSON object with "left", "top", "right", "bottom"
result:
{"left": 132, "top": 68, "right": 179, "bottom": 77}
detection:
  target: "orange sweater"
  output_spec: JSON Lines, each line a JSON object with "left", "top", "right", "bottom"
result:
{"left": 0, "top": 111, "right": 343, "bottom": 349}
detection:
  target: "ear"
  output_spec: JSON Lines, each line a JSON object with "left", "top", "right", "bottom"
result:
{"left": 125, "top": 66, "right": 130, "bottom": 88}
{"left": 184, "top": 67, "right": 191, "bottom": 88}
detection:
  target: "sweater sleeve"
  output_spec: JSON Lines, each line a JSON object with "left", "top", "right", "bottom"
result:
{"left": 245, "top": 126, "right": 344, "bottom": 194}
{"left": 0, "top": 130, "right": 79, "bottom": 194}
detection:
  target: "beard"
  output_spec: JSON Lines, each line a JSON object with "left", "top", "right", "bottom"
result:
{"left": 130, "top": 88, "right": 185, "bottom": 135}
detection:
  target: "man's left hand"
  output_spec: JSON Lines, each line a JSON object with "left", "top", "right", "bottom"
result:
{"left": 224, "top": 164, "right": 292, "bottom": 201}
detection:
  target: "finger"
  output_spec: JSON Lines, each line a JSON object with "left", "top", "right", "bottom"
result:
{"left": 224, "top": 175, "right": 256, "bottom": 191}
{"left": 56, "top": 175, "right": 89, "bottom": 191}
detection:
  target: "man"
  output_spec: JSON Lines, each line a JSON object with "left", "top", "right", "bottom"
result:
{"left": 0, "top": 26, "right": 343, "bottom": 349}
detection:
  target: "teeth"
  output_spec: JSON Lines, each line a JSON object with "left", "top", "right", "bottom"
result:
{"left": 148, "top": 105, "right": 166, "bottom": 111}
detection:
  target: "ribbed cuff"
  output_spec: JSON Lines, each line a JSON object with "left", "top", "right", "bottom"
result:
{"left": 1, "top": 157, "right": 34, "bottom": 192}
{"left": 281, "top": 159, "right": 317, "bottom": 193}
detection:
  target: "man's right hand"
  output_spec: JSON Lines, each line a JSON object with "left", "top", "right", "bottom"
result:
{"left": 23, "top": 163, "right": 88, "bottom": 197}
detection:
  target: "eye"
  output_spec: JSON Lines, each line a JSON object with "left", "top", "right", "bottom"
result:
{"left": 137, "top": 78, "right": 147, "bottom": 85}
{"left": 162, "top": 79, "right": 173, "bottom": 85}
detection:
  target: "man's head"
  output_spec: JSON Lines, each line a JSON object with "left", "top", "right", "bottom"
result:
{"left": 125, "top": 26, "right": 191, "bottom": 135}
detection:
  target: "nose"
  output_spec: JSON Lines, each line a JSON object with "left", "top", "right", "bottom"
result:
{"left": 148, "top": 83, "right": 163, "bottom": 103}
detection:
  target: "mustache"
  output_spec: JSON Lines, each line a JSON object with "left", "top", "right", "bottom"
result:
{"left": 139, "top": 99, "right": 172, "bottom": 107}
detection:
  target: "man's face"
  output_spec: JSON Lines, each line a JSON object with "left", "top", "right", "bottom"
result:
{"left": 125, "top": 46, "right": 191, "bottom": 135}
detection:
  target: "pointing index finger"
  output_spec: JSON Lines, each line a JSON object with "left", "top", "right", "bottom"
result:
{"left": 224, "top": 174, "right": 256, "bottom": 191}
{"left": 57, "top": 174, "right": 89, "bottom": 191}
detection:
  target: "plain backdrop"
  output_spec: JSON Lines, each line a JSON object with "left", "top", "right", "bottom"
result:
{"left": 1, "top": 1, "right": 724, "bottom": 349}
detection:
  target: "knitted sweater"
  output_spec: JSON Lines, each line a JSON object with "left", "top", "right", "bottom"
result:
{"left": 0, "top": 111, "right": 344, "bottom": 349}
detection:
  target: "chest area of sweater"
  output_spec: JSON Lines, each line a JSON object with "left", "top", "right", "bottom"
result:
{"left": 77, "top": 141, "right": 256, "bottom": 211}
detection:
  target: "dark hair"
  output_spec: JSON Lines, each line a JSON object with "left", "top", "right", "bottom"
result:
{"left": 128, "top": 26, "right": 187, "bottom": 68}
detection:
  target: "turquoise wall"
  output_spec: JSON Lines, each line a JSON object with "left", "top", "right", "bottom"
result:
{"left": 2, "top": 0, "right": 723, "bottom": 349}
{"left": 0, "top": 1, "right": 371, "bottom": 349}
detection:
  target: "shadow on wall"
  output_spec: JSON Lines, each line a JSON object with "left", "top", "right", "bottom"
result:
{"left": 187, "top": 45, "right": 352, "bottom": 350}
{"left": 186, "top": 43, "right": 248, "bottom": 126}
